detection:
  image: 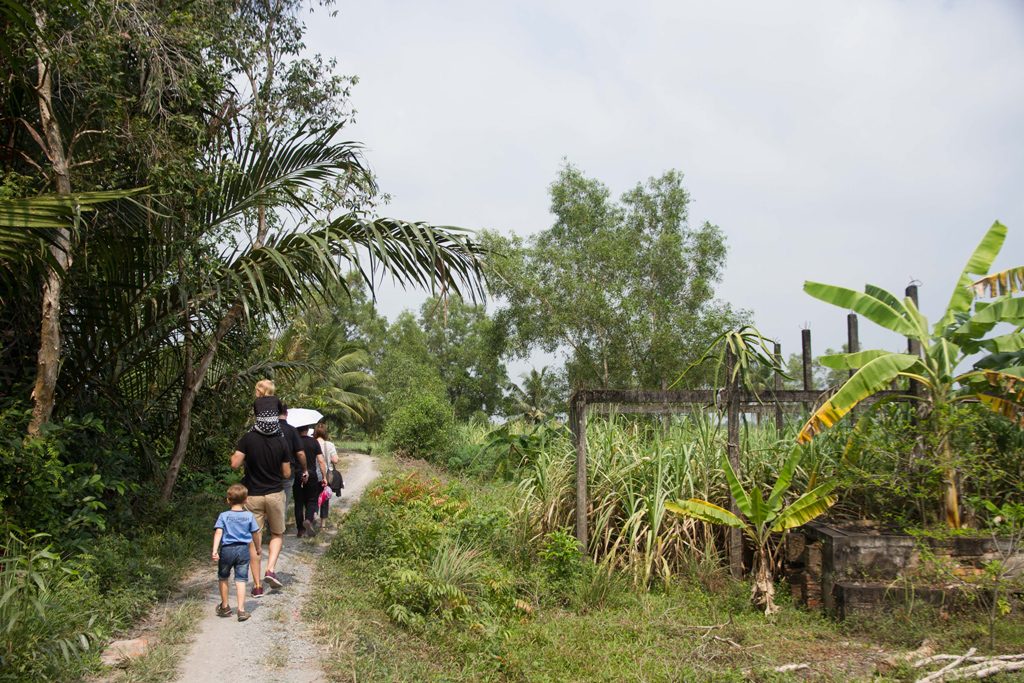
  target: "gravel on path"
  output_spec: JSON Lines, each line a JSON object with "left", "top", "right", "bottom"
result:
{"left": 175, "top": 453, "right": 378, "bottom": 683}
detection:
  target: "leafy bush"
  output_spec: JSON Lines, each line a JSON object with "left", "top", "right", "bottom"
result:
{"left": 0, "top": 408, "right": 140, "bottom": 543}
{"left": 328, "top": 468, "right": 524, "bottom": 632}
{"left": 837, "top": 403, "right": 1023, "bottom": 528}
{"left": 539, "top": 529, "right": 582, "bottom": 585}
{"left": 331, "top": 472, "right": 463, "bottom": 561}
{"left": 0, "top": 489, "right": 221, "bottom": 681}
{"left": 383, "top": 392, "right": 458, "bottom": 462}
{"left": 380, "top": 539, "right": 489, "bottom": 628}
{"left": 539, "top": 529, "right": 584, "bottom": 601}
{"left": 0, "top": 530, "right": 102, "bottom": 682}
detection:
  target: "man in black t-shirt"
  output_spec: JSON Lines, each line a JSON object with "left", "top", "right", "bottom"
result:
{"left": 296, "top": 426, "right": 326, "bottom": 536}
{"left": 231, "top": 427, "right": 290, "bottom": 596}
{"left": 278, "top": 406, "right": 308, "bottom": 534}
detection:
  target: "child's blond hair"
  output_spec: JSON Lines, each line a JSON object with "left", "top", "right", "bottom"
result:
{"left": 255, "top": 379, "right": 276, "bottom": 398}
{"left": 227, "top": 483, "right": 248, "bottom": 505}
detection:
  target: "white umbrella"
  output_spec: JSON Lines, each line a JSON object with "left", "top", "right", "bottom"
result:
{"left": 285, "top": 408, "right": 323, "bottom": 429}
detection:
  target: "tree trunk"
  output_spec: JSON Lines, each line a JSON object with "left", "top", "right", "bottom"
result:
{"left": 160, "top": 205, "right": 269, "bottom": 503}
{"left": 941, "top": 434, "right": 961, "bottom": 529}
{"left": 751, "top": 547, "right": 778, "bottom": 615}
{"left": 28, "top": 21, "right": 73, "bottom": 436}
{"left": 160, "top": 302, "right": 245, "bottom": 503}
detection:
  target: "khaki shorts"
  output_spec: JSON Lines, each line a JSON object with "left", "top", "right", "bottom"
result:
{"left": 245, "top": 490, "right": 286, "bottom": 536}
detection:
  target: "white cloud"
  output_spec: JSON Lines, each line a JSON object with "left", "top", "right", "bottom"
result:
{"left": 307, "top": 0, "right": 1024, "bottom": 374}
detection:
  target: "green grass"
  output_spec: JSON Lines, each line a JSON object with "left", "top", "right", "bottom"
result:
{"left": 306, "top": 456, "right": 1024, "bottom": 683}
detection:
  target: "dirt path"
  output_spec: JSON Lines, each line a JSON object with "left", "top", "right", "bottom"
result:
{"left": 174, "top": 453, "right": 378, "bottom": 683}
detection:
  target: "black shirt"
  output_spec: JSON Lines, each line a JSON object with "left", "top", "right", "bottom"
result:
{"left": 279, "top": 420, "right": 304, "bottom": 471}
{"left": 237, "top": 430, "right": 289, "bottom": 496}
{"left": 300, "top": 435, "right": 323, "bottom": 480}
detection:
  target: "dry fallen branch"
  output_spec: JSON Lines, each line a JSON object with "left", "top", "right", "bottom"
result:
{"left": 774, "top": 663, "right": 811, "bottom": 673}
{"left": 914, "top": 650, "right": 1024, "bottom": 682}
{"left": 948, "top": 659, "right": 1024, "bottom": 680}
{"left": 915, "top": 654, "right": 1024, "bottom": 667}
{"left": 677, "top": 622, "right": 729, "bottom": 632}
{"left": 711, "top": 635, "right": 762, "bottom": 650}
{"left": 917, "top": 648, "right": 975, "bottom": 683}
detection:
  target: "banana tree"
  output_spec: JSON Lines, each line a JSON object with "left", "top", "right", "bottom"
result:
{"left": 798, "top": 221, "right": 1024, "bottom": 528}
{"left": 666, "top": 447, "right": 836, "bottom": 614}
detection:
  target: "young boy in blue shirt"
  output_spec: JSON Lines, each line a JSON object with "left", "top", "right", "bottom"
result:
{"left": 212, "top": 484, "right": 262, "bottom": 621}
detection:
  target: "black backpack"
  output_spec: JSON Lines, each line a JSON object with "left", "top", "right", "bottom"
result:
{"left": 329, "top": 468, "right": 344, "bottom": 495}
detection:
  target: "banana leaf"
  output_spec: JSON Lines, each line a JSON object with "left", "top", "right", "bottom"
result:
{"left": 804, "top": 282, "right": 915, "bottom": 336}
{"left": 665, "top": 499, "right": 745, "bottom": 529}
{"left": 798, "top": 353, "right": 922, "bottom": 443}
{"left": 971, "top": 266, "right": 1024, "bottom": 299}
{"left": 721, "top": 455, "right": 752, "bottom": 518}
{"left": 819, "top": 349, "right": 891, "bottom": 371}
{"left": 975, "top": 394, "right": 1024, "bottom": 427}
{"left": 766, "top": 446, "right": 801, "bottom": 514}
{"left": 770, "top": 483, "right": 837, "bottom": 532}
{"left": 936, "top": 220, "right": 1007, "bottom": 332}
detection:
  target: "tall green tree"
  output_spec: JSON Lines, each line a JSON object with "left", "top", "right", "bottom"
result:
{"left": 269, "top": 314, "right": 375, "bottom": 429}
{"left": 506, "top": 366, "right": 565, "bottom": 422}
{"left": 3, "top": 0, "right": 227, "bottom": 433}
{"left": 780, "top": 347, "right": 849, "bottom": 390}
{"left": 1, "top": 0, "right": 488, "bottom": 504}
{"left": 420, "top": 295, "right": 508, "bottom": 419}
{"left": 487, "top": 163, "right": 739, "bottom": 391}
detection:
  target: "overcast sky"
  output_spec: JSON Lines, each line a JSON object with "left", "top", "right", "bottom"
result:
{"left": 307, "top": 0, "right": 1024, "bottom": 378}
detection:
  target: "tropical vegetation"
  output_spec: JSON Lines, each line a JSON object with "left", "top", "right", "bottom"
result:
{"left": 799, "top": 221, "right": 1024, "bottom": 527}
{"left": 2, "top": 0, "right": 1023, "bottom": 679}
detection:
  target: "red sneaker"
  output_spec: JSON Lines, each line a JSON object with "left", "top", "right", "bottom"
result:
{"left": 251, "top": 585, "right": 264, "bottom": 598}
{"left": 264, "top": 571, "right": 283, "bottom": 589}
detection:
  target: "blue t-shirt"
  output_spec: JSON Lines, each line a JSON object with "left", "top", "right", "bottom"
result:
{"left": 214, "top": 509, "right": 261, "bottom": 546}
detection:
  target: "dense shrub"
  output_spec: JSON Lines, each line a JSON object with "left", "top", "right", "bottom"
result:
{"left": 539, "top": 529, "right": 584, "bottom": 587}
{"left": 0, "top": 489, "right": 221, "bottom": 681}
{"left": 836, "top": 403, "right": 1024, "bottom": 528}
{"left": 329, "top": 469, "right": 525, "bottom": 631}
{"left": 383, "top": 392, "right": 458, "bottom": 462}
{"left": 0, "top": 408, "right": 141, "bottom": 543}
{"left": 0, "top": 531, "right": 102, "bottom": 681}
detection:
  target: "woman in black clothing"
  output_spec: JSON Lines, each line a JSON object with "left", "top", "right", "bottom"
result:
{"left": 295, "top": 426, "right": 328, "bottom": 536}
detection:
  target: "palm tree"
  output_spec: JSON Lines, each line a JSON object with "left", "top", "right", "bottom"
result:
{"left": 798, "top": 221, "right": 1024, "bottom": 528}
{"left": 269, "top": 317, "right": 376, "bottom": 428}
{"left": 507, "top": 367, "right": 557, "bottom": 423}
{"left": 156, "top": 123, "right": 486, "bottom": 501}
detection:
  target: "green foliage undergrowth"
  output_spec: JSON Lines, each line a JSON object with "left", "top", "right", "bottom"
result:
{"left": 0, "top": 492, "right": 221, "bottom": 681}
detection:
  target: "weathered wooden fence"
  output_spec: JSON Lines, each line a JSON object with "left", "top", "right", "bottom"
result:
{"left": 568, "top": 286, "right": 922, "bottom": 576}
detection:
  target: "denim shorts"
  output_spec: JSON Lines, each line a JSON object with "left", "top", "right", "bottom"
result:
{"left": 217, "top": 543, "right": 250, "bottom": 582}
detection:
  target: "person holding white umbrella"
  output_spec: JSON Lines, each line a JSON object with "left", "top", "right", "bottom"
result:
{"left": 278, "top": 404, "right": 307, "bottom": 542}
{"left": 286, "top": 408, "right": 324, "bottom": 537}
{"left": 295, "top": 424, "right": 327, "bottom": 535}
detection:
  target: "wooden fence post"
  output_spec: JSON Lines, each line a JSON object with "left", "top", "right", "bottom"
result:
{"left": 905, "top": 285, "right": 925, "bottom": 398}
{"left": 801, "top": 328, "right": 813, "bottom": 412}
{"left": 905, "top": 285, "right": 920, "bottom": 357}
{"left": 846, "top": 314, "right": 859, "bottom": 377}
{"left": 725, "top": 347, "right": 743, "bottom": 578}
{"left": 571, "top": 392, "right": 589, "bottom": 552}
{"left": 773, "top": 341, "right": 783, "bottom": 432}
{"left": 846, "top": 313, "right": 860, "bottom": 422}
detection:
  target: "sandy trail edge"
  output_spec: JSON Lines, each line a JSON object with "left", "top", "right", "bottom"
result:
{"left": 174, "top": 453, "right": 378, "bottom": 683}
